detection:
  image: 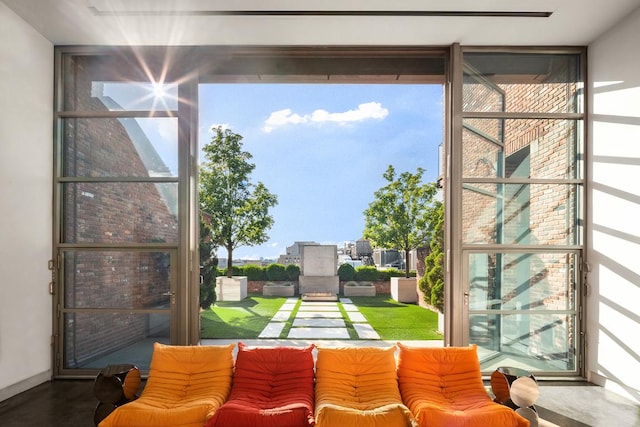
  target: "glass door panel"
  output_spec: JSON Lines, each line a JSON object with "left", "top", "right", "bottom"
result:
{"left": 467, "top": 251, "right": 579, "bottom": 373}
{"left": 54, "top": 49, "right": 190, "bottom": 376}
{"left": 459, "top": 49, "right": 584, "bottom": 376}
{"left": 59, "top": 249, "right": 175, "bottom": 370}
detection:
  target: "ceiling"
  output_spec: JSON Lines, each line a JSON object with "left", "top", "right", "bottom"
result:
{"left": 2, "top": 0, "right": 640, "bottom": 46}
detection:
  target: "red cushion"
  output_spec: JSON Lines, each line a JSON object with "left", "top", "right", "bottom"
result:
{"left": 205, "top": 342, "right": 316, "bottom": 427}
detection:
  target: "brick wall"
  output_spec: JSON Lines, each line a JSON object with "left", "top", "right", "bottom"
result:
{"left": 62, "top": 56, "right": 178, "bottom": 367}
{"left": 463, "top": 59, "right": 579, "bottom": 362}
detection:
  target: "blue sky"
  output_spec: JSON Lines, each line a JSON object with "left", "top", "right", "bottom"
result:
{"left": 198, "top": 83, "right": 443, "bottom": 260}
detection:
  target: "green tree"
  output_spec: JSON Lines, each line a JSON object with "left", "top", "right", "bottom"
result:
{"left": 363, "top": 165, "right": 439, "bottom": 278}
{"left": 199, "top": 213, "right": 217, "bottom": 310}
{"left": 199, "top": 127, "right": 278, "bottom": 277}
{"left": 420, "top": 201, "right": 444, "bottom": 312}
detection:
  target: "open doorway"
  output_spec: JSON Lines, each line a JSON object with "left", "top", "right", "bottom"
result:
{"left": 197, "top": 80, "right": 445, "bottom": 342}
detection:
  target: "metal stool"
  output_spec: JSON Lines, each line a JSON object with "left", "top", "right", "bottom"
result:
{"left": 491, "top": 366, "right": 539, "bottom": 427}
{"left": 93, "top": 364, "right": 141, "bottom": 426}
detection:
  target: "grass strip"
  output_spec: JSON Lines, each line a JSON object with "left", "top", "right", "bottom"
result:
{"left": 349, "top": 295, "right": 442, "bottom": 340}
{"left": 200, "top": 295, "right": 286, "bottom": 339}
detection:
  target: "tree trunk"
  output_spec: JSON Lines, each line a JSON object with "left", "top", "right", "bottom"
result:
{"left": 226, "top": 246, "right": 233, "bottom": 277}
{"left": 405, "top": 247, "right": 411, "bottom": 278}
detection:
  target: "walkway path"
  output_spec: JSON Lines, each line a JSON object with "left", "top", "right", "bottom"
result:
{"left": 258, "top": 297, "right": 380, "bottom": 340}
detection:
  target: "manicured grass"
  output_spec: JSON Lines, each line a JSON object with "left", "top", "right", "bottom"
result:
{"left": 199, "top": 294, "right": 442, "bottom": 340}
{"left": 200, "top": 295, "right": 286, "bottom": 339}
{"left": 348, "top": 295, "right": 442, "bottom": 340}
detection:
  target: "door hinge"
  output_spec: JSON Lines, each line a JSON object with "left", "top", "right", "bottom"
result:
{"left": 578, "top": 353, "right": 583, "bottom": 370}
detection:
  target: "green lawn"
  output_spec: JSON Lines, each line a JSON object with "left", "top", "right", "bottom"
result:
{"left": 200, "top": 294, "right": 442, "bottom": 340}
{"left": 348, "top": 295, "right": 442, "bottom": 340}
{"left": 200, "top": 296, "right": 286, "bottom": 338}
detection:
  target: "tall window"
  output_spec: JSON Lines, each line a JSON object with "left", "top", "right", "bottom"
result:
{"left": 53, "top": 49, "right": 194, "bottom": 374}
{"left": 456, "top": 50, "right": 585, "bottom": 375}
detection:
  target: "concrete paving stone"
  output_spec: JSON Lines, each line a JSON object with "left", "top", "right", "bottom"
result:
{"left": 259, "top": 322, "right": 286, "bottom": 338}
{"left": 296, "top": 311, "right": 343, "bottom": 319}
{"left": 272, "top": 311, "right": 292, "bottom": 321}
{"left": 353, "top": 324, "right": 380, "bottom": 340}
{"left": 288, "top": 327, "right": 350, "bottom": 339}
{"left": 297, "top": 305, "right": 341, "bottom": 312}
{"left": 346, "top": 311, "right": 368, "bottom": 322}
{"left": 339, "top": 298, "right": 353, "bottom": 304}
{"left": 280, "top": 303, "right": 297, "bottom": 311}
{"left": 286, "top": 298, "right": 299, "bottom": 303}
{"left": 341, "top": 303, "right": 359, "bottom": 312}
{"left": 300, "top": 301, "right": 339, "bottom": 307}
{"left": 293, "top": 318, "right": 346, "bottom": 328}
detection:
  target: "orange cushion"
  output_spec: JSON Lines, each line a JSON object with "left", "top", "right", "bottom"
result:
{"left": 206, "top": 342, "right": 315, "bottom": 427}
{"left": 397, "top": 343, "right": 529, "bottom": 427}
{"left": 314, "top": 346, "right": 416, "bottom": 427}
{"left": 99, "top": 342, "right": 235, "bottom": 427}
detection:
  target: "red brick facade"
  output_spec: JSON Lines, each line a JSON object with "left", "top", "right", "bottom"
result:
{"left": 62, "top": 56, "right": 178, "bottom": 367}
{"left": 462, "top": 55, "right": 580, "bottom": 365}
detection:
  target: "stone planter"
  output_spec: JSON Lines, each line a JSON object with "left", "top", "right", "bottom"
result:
{"left": 215, "top": 276, "right": 247, "bottom": 301}
{"left": 343, "top": 281, "right": 376, "bottom": 297}
{"left": 391, "top": 277, "right": 418, "bottom": 303}
{"left": 263, "top": 282, "right": 295, "bottom": 297}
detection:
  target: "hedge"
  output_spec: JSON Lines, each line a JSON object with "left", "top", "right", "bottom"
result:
{"left": 219, "top": 263, "right": 414, "bottom": 282}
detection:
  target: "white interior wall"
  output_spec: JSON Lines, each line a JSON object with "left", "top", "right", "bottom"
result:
{"left": 0, "top": 3, "right": 54, "bottom": 400}
{"left": 588, "top": 6, "right": 640, "bottom": 404}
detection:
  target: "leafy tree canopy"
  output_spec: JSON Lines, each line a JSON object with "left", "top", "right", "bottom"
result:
{"left": 363, "top": 165, "right": 439, "bottom": 277}
{"left": 199, "top": 127, "right": 278, "bottom": 276}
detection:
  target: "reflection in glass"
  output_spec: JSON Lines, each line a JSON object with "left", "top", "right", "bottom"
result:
{"left": 64, "top": 251, "right": 172, "bottom": 309}
{"left": 62, "top": 182, "right": 178, "bottom": 244}
{"left": 62, "top": 118, "right": 178, "bottom": 177}
{"left": 472, "top": 313, "right": 576, "bottom": 373}
{"left": 468, "top": 251, "right": 578, "bottom": 374}
{"left": 63, "top": 312, "right": 169, "bottom": 369}
{"left": 94, "top": 81, "right": 179, "bottom": 111}
{"left": 462, "top": 183, "right": 582, "bottom": 245}
{"left": 468, "top": 252, "right": 577, "bottom": 312}
{"left": 463, "top": 53, "right": 582, "bottom": 114}
{"left": 462, "top": 119, "right": 582, "bottom": 180}
{"left": 62, "top": 52, "right": 180, "bottom": 112}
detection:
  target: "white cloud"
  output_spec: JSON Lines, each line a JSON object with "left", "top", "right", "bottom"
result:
{"left": 262, "top": 102, "right": 388, "bottom": 132}
{"left": 156, "top": 119, "right": 176, "bottom": 141}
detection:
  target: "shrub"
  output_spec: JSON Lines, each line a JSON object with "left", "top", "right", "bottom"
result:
{"left": 354, "top": 266, "right": 379, "bottom": 281}
{"left": 265, "top": 263, "right": 288, "bottom": 281}
{"left": 243, "top": 264, "right": 266, "bottom": 280}
{"left": 420, "top": 202, "right": 444, "bottom": 312}
{"left": 285, "top": 263, "right": 301, "bottom": 280}
{"left": 200, "top": 279, "right": 216, "bottom": 310}
{"left": 337, "top": 263, "right": 356, "bottom": 281}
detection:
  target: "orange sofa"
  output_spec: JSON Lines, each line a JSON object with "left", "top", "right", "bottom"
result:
{"left": 98, "top": 343, "right": 234, "bottom": 427}
{"left": 314, "top": 346, "right": 417, "bottom": 427}
{"left": 97, "top": 342, "right": 533, "bottom": 427}
{"left": 396, "top": 343, "right": 530, "bottom": 427}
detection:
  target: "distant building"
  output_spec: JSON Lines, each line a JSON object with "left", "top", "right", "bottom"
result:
{"left": 277, "top": 241, "right": 319, "bottom": 266}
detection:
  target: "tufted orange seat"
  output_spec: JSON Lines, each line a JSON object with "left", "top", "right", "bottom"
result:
{"left": 314, "top": 346, "right": 416, "bottom": 427}
{"left": 397, "top": 343, "right": 529, "bottom": 427}
{"left": 99, "top": 342, "right": 235, "bottom": 427}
